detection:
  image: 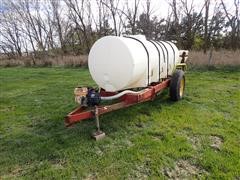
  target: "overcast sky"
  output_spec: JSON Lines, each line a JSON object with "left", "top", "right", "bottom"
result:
{"left": 0, "top": 0, "right": 236, "bottom": 17}
{"left": 140, "top": 0, "right": 235, "bottom": 18}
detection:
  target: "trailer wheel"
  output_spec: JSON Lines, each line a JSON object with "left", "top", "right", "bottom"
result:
{"left": 170, "top": 70, "right": 185, "bottom": 101}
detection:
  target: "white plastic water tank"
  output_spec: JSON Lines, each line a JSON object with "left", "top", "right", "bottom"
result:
{"left": 88, "top": 35, "right": 180, "bottom": 92}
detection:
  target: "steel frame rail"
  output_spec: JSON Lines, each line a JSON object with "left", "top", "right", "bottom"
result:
{"left": 65, "top": 79, "right": 170, "bottom": 127}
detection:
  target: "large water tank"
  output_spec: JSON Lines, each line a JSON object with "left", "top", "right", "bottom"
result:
{"left": 88, "top": 35, "right": 180, "bottom": 92}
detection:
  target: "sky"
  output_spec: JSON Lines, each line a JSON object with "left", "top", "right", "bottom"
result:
{"left": 143, "top": 0, "right": 235, "bottom": 19}
{"left": 0, "top": 0, "right": 235, "bottom": 17}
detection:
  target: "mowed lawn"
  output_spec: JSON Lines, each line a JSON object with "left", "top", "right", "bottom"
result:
{"left": 0, "top": 67, "right": 239, "bottom": 179}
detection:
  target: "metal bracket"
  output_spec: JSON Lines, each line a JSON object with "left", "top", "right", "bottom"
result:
{"left": 176, "top": 63, "right": 187, "bottom": 71}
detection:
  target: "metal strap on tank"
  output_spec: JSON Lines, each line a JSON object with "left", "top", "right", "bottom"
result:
{"left": 148, "top": 40, "right": 161, "bottom": 81}
{"left": 124, "top": 36, "right": 150, "bottom": 85}
{"left": 165, "top": 41, "right": 175, "bottom": 65}
{"left": 155, "top": 41, "right": 165, "bottom": 63}
{"left": 157, "top": 41, "right": 169, "bottom": 76}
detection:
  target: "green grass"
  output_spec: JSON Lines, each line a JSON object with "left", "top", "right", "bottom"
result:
{"left": 0, "top": 67, "right": 239, "bottom": 179}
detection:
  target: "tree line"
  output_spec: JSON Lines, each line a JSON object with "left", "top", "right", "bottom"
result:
{"left": 0, "top": 0, "right": 239, "bottom": 60}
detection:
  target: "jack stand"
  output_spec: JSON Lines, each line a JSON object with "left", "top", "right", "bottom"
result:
{"left": 92, "top": 106, "right": 105, "bottom": 140}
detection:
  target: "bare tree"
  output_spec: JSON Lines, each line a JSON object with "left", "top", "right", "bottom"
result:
{"left": 0, "top": 11, "right": 23, "bottom": 57}
{"left": 137, "top": 0, "right": 153, "bottom": 38}
{"left": 203, "top": 0, "right": 210, "bottom": 53}
{"left": 92, "top": 0, "right": 113, "bottom": 38}
{"left": 65, "top": 0, "right": 92, "bottom": 53}
{"left": 12, "top": 0, "right": 49, "bottom": 55}
{"left": 50, "top": 1, "right": 66, "bottom": 53}
{"left": 178, "top": 0, "right": 205, "bottom": 49}
{"left": 168, "top": 0, "right": 181, "bottom": 44}
{"left": 207, "top": 3, "right": 225, "bottom": 65}
{"left": 44, "top": 5, "right": 55, "bottom": 50}
{"left": 102, "top": 0, "right": 121, "bottom": 36}
{"left": 120, "top": 0, "right": 141, "bottom": 35}
{"left": 0, "top": 1, "right": 43, "bottom": 58}
{"left": 10, "top": 1, "right": 38, "bottom": 58}
{"left": 221, "top": 0, "right": 240, "bottom": 50}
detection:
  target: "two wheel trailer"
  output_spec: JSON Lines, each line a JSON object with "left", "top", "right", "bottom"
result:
{"left": 65, "top": 64, "right": 187, "bottom": 140}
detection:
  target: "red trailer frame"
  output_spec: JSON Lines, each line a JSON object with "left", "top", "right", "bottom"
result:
{"left": 65, "top": 79, "right": 171, "bottom": 139}
{"left": 65, "top": 79, "right": 170, "bottom": 126}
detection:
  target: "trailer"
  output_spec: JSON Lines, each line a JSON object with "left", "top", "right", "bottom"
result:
{"left": 65, "top": 35, "right": 188, "bottom": 140}
{"left": 65, "top": 64, "right": 187, "bottom": 140}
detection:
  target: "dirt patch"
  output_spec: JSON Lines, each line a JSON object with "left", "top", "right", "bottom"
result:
{"left": 163, "top": 160, "right": 207, "bottom": 179}
{"left": 52, "top": 163, "right": 64, "bottom": 170}
{"left": 51, "top": 159, "right": 66, "bottom": 170}
{"left": 124, "top": 139, "right": 134, "bottom": 147}
{"left": 95, "top": 147, "right": 104, "bottom": 156}
{"left": 187, "top": 135, "right": 201, "bottom": 150}
{"left": 84, "top": 173, "right": 98, "bottom": 180}
{"left": 135, "top": 122, "right": 145, "bottom": 128}
{"left": 129, "top": 159, "right": 151, "bottom": 179}
{"left": 1, "top": 166, "right": 25, "bottom": 179}
{"left": 0, "top": 106, "right": 15, "bottom": 112}
{"left": 209, "top": 135, "right": 223, "bottom": 150}
{"left": 148, "top": 131, "right": 165, "bottom": 141}
{"left": 131, "top": 165, "right": 150, "bottom": 179}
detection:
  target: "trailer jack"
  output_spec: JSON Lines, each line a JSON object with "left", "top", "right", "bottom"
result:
{"left": 92, "top": 106, "right": 105, "bottom": 140}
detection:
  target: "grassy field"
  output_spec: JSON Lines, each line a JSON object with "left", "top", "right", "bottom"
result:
{"left": 0, "top": 67, "right": 239, "bottom": 179}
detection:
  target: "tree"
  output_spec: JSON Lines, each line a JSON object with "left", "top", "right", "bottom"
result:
{"left": 50, "top": 1, "right": 68, "bottom": 53}
{"left": 0, "top": 9, "right": 23, "bottom": 57}
{"left": 93, "top": 0, "right": 113, "bottom": 37}
{"left": 65, "top": 0, "right": 92, "bottom": 53}
{"left": 102, "top": 0, "right": 123, "bottom": 36}
{"left": 203, "top": 0, "right": 210, "bottom": 53}
{"left": 177, "top": 0, "right": 205, "bottom": 49}
{"left": 121, "top": 0, "right": 141, "bottom": 35}
{"left": 221, "top": 0, "right": 240, "bottom": 50}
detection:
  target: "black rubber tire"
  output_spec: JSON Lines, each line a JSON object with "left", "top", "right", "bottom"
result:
{"left": 169, "top": 70, "right": 185, "bottom": 101}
